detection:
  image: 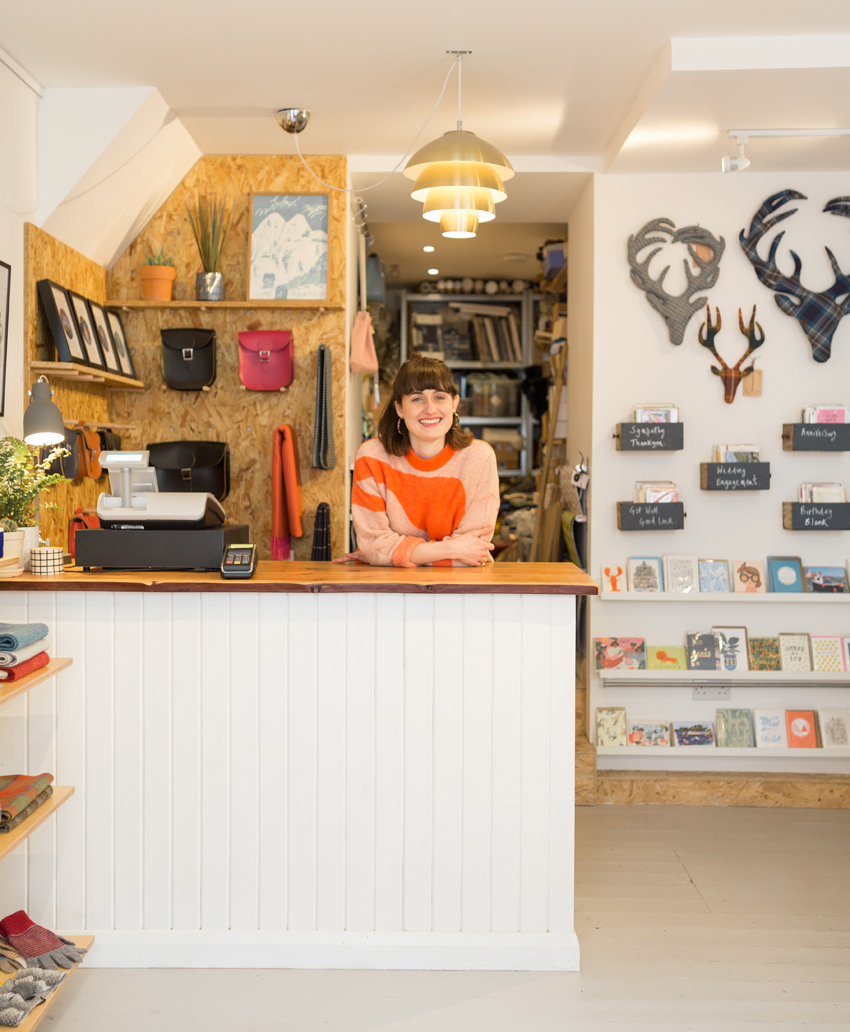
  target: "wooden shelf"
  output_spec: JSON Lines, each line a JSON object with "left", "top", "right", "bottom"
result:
{"left": 599, "top": 591, "right": 849, "bottom": 602}
{"left": 598, "top": 670, "right": 850, "bottom": 687}
{"left": 0, "top": 786, "right": 75, "bottom": 864}
{"left": 596, "top": 745, "right": 850, "bottom": 758}
{"left": 446, "top": 361, "right": 524, "bottom": 370}
{"left": 4, "top": 935, "right": 95, "bottom": 1032}
{"left": 0, "top": 658, "right": 72, "bottom": 710}
{"left": 107, "top": 299, "right": 344, "bottom": 311}
{"left": 30, "top": 362, "right": 145, "bottom": 391}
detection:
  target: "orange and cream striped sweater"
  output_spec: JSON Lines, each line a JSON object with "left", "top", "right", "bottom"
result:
{"left": 352, "top": 438, "right": 500, "bottom": 567}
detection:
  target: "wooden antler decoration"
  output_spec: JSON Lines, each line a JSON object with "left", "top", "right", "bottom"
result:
{"left": 698, "top": 304, "right": 764, "bottom": 403}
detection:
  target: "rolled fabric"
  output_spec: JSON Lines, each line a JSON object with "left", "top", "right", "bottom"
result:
{"left": 0, "top": 625, "right": 48, "bottom": 652}
{"left": 0, "top": 654, "right": 49, "bottom": 682}
{"left": 0, "top": 776, "right": 54, "bottom": 823}
{"left": 0, "top": 787, "right": 52, "bottom": 833}
{"left": 0, "top": 644, "right": 48, "bottom": 668}
{"left": 271, "top": 425, "right": 303, "bottom": 560}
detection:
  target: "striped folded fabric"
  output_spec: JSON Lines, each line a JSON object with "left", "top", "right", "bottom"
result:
{"left": 0, "top": 775, "right": 54, "bottom": 823}
{"left": 0, "top": 624, "right": 48, "bottom": 652}
{"left": 0, "top": 642, "right": 49, "bottom": 668}
{"left": 0, "top": 653, "right": 49, "bottom": 682}
{"left": 0, "top": 787, "right": 53, "bottom": 833}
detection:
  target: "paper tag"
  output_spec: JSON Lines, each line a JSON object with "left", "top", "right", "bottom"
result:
{"left": 743, "top": 369, "right": 763, "bottom": 396}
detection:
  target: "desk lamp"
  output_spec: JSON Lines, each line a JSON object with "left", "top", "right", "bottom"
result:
{"left": 23, "top": 376, "right": 65, "bottom": 546}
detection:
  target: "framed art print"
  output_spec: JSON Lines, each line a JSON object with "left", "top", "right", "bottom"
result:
{"left": 732, "top": 558, "right": 766, "bottom": 593}
{"left": 627, "top": 556, "right": 663, "bottom": 592}
{"left": 0, "top": 260, "right": 8, "bottom": 416}
{"left": 712, "top": 626, "right": 750, "bottom": 672}
{"left": 779, "top": 633, "right": 813, "bottom": 672}
{"left": 698, "top": 559, "right": 730, "bottom": 593}
{"left": 36, "top": 279, "right": 88, "bottom": 365}
{"left": 67, "top": 290, "right": 104, "bottom": 368}
{"left": 766, "top": 556, "right": 804, "bottom": 593}
{"left": 88, "top": 300, "right": 121, "bottom": 374}
{"left": 248, "top": 193, "right": 329, "bottom": 300}
{"left": 106, "top": 309, "right": 136, "bottom": 379}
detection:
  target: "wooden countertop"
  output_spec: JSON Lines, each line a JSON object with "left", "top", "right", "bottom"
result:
{"left": 0, "top": 561, "right": 598, "bottom": 595}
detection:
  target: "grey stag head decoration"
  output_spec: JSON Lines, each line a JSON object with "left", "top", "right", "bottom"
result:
{"left": 740, "top": 189, "right": 850, "bottom": 363}
{"left": 628, "top": 218, "right": 726, "bottom": 346}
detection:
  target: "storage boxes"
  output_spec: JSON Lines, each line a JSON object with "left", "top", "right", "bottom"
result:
{"left": 469, "top": 377, "right": 520, "bottom": 418}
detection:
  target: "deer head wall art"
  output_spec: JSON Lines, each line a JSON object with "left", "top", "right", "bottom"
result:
{"left": 740, "top": 189, "right": 850, "bottom": 363}
{"left": 628, "top": 218, "right": 725, "bottom": 346}
{"left": 698, "top": 304, "right": 765, "bottom": 404}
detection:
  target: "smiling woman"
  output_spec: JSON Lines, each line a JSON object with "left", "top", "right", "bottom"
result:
{"left": 337, "top": 353, "right": 499, "bottom": 567}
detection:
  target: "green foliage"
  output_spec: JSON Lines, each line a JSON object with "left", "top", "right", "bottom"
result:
{"left": 144, "top": 246, "right": 174, "bottom": 267}
{"left": 0, "top": 437, "right": 69, "bottom": 529}
{"left": 186, "top": 191, "right": 232, "bottom": 273}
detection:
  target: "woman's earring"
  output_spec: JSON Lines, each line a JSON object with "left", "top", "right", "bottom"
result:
{"left": 397, "top": 418, "right": 402, "bottom": 433}
{"left": 453, "top": 413, "right": 460, "bottom": 428}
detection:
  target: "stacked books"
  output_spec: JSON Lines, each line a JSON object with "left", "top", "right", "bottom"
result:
{"left": 0, "top": 622, "right": 50, "bottom": 682}
{"left": 0, "top": 773, "right": 54, "bottom": 833}
{"left": 448, "top": 303, "right": 522, "bottom": 362}
{"left": 596, "top": 707, "right": 849, "bottom": 749}
{"left": 798, "top": 482, "right": 846, "bottom": 503}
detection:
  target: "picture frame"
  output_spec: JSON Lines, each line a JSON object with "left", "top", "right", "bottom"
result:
{"left": 67, "top": 290, "right": 104, "bottom": 368}
{"left": 88, "top": 300, "right": 121, "bottom": 374}
{"left": 0, "top": 260, "right": 8, "bottom": 416}
{"left": 248, "top": 193, "right": 329, "bottom": 301}
{"left": 106, "top": 309, "right": 136, "bottom": 380}
{"left": 732, "top": 558, "right": 766, "bottom": 593}
{"left": 627, "top": 556, "right": 663, "bottom": 592}
{"left": 662, "top": 553, "right": 699, "bottom": 594}
{"left": 698, "top": 558, "right": 730, "bottom": 593}
{"left": 36, "top": 279, "right": 88, "bottom": 365}
{"left": 778, "top": 633, "right": 813, "bottom": 673}
{"left": 766, "top": 556, "right": 804, "bottom": 593}
{"left": 712, "top": 626, "right": 750, "bottom": 672}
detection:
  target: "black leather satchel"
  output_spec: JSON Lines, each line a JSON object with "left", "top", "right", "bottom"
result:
{"left": 160, "top": 328, "right": 216, "bottom": 390}
{"left": 146, "top": 440, "right": 230, "bottom": 501}
{"left": 42, "top": 427, "right": 80, "bottom": 480}
{"left": 98, "top": 429, "right": 122, "bottom": 452}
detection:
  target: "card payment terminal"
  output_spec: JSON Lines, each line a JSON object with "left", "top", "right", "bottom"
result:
{"left": 220, "top": 543, "right": 257, "bottom": 579}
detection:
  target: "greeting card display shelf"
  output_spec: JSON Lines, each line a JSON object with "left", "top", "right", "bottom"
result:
{"left": 617, "top": 503, "right": 685, "bottom": 530}
{"left": 0, "top": 786, "right": 75, "bottom": 864}
{"left": 0, "top": 658, "right": 72, "bottom": 710}
{"left": 107, "top": 299, "right": 344, "bottom": 311}
{"left": 782, "top": 423, "right": 850, "bottom": 451}
{"left": 30, "top": 361, "right": 145, "bottom": 390}
{"left": 7, "top": 935, "right": 95, "bottom": 1032}
{"left": 596, "top": 745, "right": 850, "bottom": 758}
{"left": 782, "top": 502, "right": 850, "bottom": 531}
{"left": 598, "top": 670, "right": 850, "bottom": 687}
{"left": 599, "top": 592, "right": 849, "bottom": 602}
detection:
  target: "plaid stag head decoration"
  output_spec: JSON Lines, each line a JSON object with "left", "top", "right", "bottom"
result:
{"left": 698, "top": 305, "right": 765, "bottom": 404}
{"left": 740, "top": 189, "right": 850, "bottom": 363}
{"left": 628, "top": 218, "right": 725, "bottom": 346}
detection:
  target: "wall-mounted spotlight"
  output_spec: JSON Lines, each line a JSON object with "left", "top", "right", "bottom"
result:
{"left": 722, "top": 127, "right": 850, "bottom": 173}
{"left": 721, "top": 134, "right": 750, "bottom": 174}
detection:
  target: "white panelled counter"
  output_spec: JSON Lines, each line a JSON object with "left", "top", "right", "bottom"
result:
{"left": 0, "top": 561, "right": 597, "bottom": 971}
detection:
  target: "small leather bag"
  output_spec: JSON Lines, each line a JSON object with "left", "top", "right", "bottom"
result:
{"left": 160, "top": 328, "right": 216, "bottom": 390}
{"left": 146, "top": 440, "right": 230, "bottom": 501}
{"left": 98, "top": 429, "right": 122, "bottom": 452}
{"left": 74, "top": 423, "right": 102, "bottom": 478}
{"left": 237, "top": 330, "right": 294, "bottom": 390}
{"left": 42, "top": 427, "right": 80, "bottom": 480}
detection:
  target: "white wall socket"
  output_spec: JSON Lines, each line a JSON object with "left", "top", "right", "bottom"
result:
{"left": 692, "top": 685, "right": 732, "bottom": 701}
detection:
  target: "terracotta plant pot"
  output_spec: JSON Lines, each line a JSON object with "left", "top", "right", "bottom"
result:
{"left": 140, "top": 265, "right": 176, "bottom": 302}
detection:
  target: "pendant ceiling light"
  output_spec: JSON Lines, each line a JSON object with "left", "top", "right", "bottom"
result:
{"left": 403, "top": 52, "right": 513, "bottom": 239}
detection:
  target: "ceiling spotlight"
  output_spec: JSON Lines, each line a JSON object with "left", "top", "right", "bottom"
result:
{"left": 721, "top": 134, "right": 750, "bottom": 173}
{"left": 423, "top": 246, "right": 435, "bottom": 252}
{"left": 428, "top": 268, "right": 439, "bottom": 275}
{"left": 276, "top": 108, "right": 310, "bottom": 134}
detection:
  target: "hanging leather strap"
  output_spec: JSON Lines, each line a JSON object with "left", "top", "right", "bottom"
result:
{"left": 311, "top": 344, "right": 335, "bottom": 470}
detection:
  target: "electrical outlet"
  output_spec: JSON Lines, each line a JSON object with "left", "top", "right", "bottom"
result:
{"left": 692, "top": 685, "right": 732, "bottom": 701}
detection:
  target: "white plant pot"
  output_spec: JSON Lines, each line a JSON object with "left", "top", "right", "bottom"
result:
{"left": 3, "top": 531, "right": 24, "bottom": 564}
{"left": 19, "top": 527, "right": 38, "bottom": 571}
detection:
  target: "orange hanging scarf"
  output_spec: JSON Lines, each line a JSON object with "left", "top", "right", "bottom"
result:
{"left": 271, "top": 425, "right": 303, "bottom": 559}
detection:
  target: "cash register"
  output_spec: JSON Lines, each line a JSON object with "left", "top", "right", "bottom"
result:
{"left": 75, "top": 451, "right": 249, "bottom": 571}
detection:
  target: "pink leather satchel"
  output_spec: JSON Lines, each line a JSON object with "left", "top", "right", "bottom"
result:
{"left": 350, "top": 311, "right": 378, "bottom": 374}
{"left": 238, "top": 331, "right": 294, "bottom": 391}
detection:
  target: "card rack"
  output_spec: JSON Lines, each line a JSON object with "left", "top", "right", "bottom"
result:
{"left": 700, "top": 462, "right": 771, "bottom": 491}
{"left": 782, "top": 424, "right": 850, "bottom": 451}
{"left": 782, "top": 502, "right": 850, "bottom": 530}
{"left": 617, "top": 502, "right": 685, "bottom": 530}
{"left": 614, "top": 422, "right": 683, "bottom": 451}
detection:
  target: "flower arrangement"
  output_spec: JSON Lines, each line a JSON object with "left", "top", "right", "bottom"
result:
{"left": 0, "top": 437, "right": 69, "bottom": 530}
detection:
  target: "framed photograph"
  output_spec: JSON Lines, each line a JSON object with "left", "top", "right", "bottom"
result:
{"left": 0, "top": 260, "right": 9, "bottom": 416}
{"left": 106, "top": 309, "right": 136, "bottom": 379}
{"left": 778, "top": 633, "right": 813, "bottom": 672}
{"left": 248, "top": 193, "right": 329, "bottom": 300}
{"left": 732, "top": 558, "right": 766, "bottom": 593}
{"left": 662, "top": 553, "right": 699, "bottom": 594}
{"left": 712, "top": 626, "right": 750, "bottom": 672}
{"left": 36, "top": 279, "right": 88, "bottom": 365}
{"left": 803, "top": 565, "right": 848, "bottom": 593}
{"left": 67, "top": 290, "right": 104, "bottom": 368}
{"left": 766, "top": 556, "right": 804, "bottom": 593}
{"left": 88, "top": 301, "right": 121, "bottom": 374}
{"left": 627, "top": 556, "right": 663, "bottom": 591}
{"left": 698, "top": 558, "right": 730, "bottom": 593}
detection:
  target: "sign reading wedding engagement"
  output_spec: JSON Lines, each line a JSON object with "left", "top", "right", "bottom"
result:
{"left": 248, "top": 194, "right": 328, "bottom": 301}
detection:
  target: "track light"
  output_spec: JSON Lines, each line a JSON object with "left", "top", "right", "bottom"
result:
{"left": 722, "top": 136, "right": 750, "bottom": 174}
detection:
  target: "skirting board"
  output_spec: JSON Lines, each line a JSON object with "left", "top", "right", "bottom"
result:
{"left": 74, "top": 931, "right": 581, "bottom": 971}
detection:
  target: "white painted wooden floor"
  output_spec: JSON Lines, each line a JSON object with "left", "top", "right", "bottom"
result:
{"left": 47, "top": 804, "right": 850, "bottom": 1030}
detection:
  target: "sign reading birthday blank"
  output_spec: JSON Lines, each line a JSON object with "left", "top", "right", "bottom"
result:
{"left": 248, "top": 194, "right": 329, "bottom": 301}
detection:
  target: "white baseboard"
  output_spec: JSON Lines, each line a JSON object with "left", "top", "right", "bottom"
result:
{"left": 75, "top": 931, "right": 581, "bottom": 971}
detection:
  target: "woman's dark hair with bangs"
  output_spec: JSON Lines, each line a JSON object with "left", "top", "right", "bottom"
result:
{"left": 378, "top": 353, "right": 474, "bottom": 457}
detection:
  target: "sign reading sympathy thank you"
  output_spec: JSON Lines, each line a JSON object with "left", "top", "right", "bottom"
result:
{"left": 248, "top": 194, "right": 329, "bottom": 301}
{"left": 616, "top": 423, "right": 684, "bottom": 451}
{"left": 618, "top": 502, "right": 685, "bottom": 530}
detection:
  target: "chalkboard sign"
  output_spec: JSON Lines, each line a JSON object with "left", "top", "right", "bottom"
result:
{"left": 617, "top": 502, "right": 685, "bottom": 530}
{"left": 700, "top": 462, "right": 771, "bottom": 491}
{"left": 782, "top": 423, "right": 850, "bottom": 451}
{"left": 782, "top": 502, "right": 850, "bottom": 530}
{"left": 615, "top": 423, "right": 684, "bottom": 451}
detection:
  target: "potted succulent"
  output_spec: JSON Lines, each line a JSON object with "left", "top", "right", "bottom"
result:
{"left": 0, "top": 438, "right": 69, "bottom": 568}
{"left": 186, "top": 191, "right": 231, "bottom": 301}
{"left": 139, "top": 246, "right": 176, "bottom": 302}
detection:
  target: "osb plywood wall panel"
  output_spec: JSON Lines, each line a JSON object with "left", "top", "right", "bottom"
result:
{"left": 107, "top": 156, "right": 347, "bottom": 559}
{"left": 24, "top": 223, "right": 108, "bottom": 548}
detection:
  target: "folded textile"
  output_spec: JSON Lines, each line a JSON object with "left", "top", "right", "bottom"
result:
{"left": 0, "top": 653, "right": 49, "bottom": 683}
{"left": 0, "top": 643, "right": 49, "bottom": 668}
{"left": 0, "top": 625, "right": 48, "bottom": 653}
{"left": 271, "top": 425, "right": 303, "bottom": 560}
{"left": 0, "top": 940, "right": 26, "bottom": 973}
{"left": 0, "top": 776, "right": 54, "bottom": 823}
{"left": 0, "top": 787, "right": 52, "bottom": 833}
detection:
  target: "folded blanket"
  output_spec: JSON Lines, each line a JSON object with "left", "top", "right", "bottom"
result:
{"left": 0, "top": 625, "right": 48, "bottom": 652}
{"left": 0, "top": 787, "right": 52, "bottom": 833}
{"left": 0, "top": 654, "right": 49, "bottom": 683}
{"left": 0, "top": 775, "right": 54, "bottom": 823}
{"left": 0, "top": 643, "right": 48, "bottom": 668}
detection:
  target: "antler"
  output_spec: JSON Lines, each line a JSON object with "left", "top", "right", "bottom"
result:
{"left": 736, "top": 305, "right": 765, "bottom": 368}
{"left": 698, "top": 305, "right": 725, "bottom": 371}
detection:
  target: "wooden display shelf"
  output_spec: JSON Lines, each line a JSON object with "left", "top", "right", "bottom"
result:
{"left": 5, "top": 935, "right": 95, "bottom": 1032}
{"left": 700, "top": 462, "right": 771, "bottom": 491}
{"left": 30, "top": 362, "right": 145, "bottom": 391}
{"left": 107, "top": 299, "right": 344, "bottom": 311}
{"left": 0, "top": 658, "right": 72, "bottom": 710}
{"left": 596, "top": 745, "right": 850, "bottom": 758}
{"left": 598, "top": 670, "right": 850, "bottom": 686}
{"left": 615, "top": 422, "right": 683, "bottom": 451}
{"left": 617, "top": 502, "right": 685, "bottom": 530}
{"left": 598, "top": 592, "right": 848, "bottom": 602}
{"left": 782, "top": 423, "right": 850, "bottom": 451}
{"left": 0, "top": 786, "right": 75, "bottom": 864}
{"left": 783, "top": 502, "right": 850, "bottom": 530}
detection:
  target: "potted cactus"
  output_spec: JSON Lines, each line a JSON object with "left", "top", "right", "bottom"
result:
{"left": 140, "top": 247, "right": 176, "bottom": 302}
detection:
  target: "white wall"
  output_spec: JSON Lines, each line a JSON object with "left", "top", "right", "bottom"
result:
{"left": 587, "top": 171, "right": 850, "bottom": 771}
{"left": 0, "top": 62, "right": 38, "bottom": 437}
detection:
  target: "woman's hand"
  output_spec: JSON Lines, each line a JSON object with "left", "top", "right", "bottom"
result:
{"left": 333, "top": 550, "right": 367, "bottom": 564}
{"left": 445, "top": 528, "right": 495, "bottom": 566}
